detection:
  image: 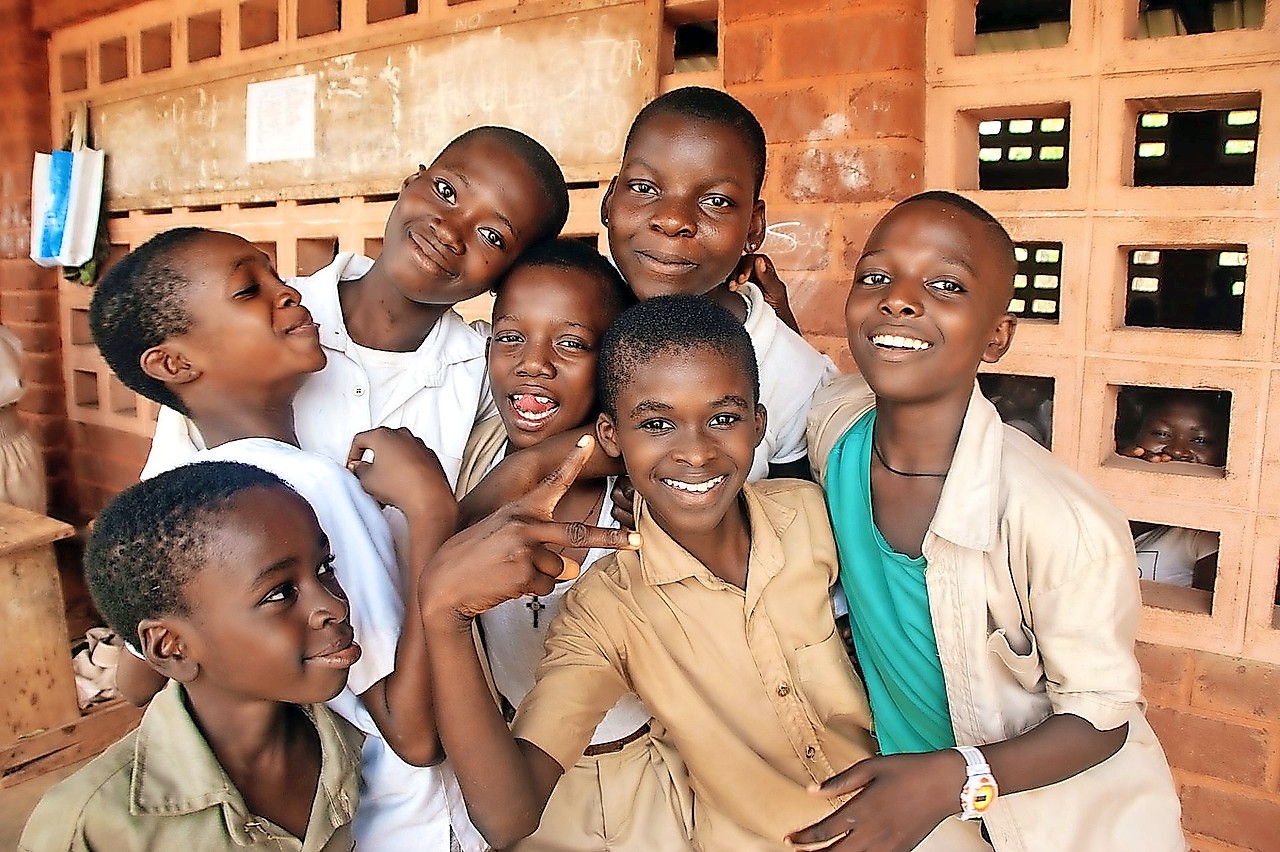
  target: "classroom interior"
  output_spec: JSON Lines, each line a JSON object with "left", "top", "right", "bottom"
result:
{"left": 0, "top": 0, "right": 1277, "bottom": 848}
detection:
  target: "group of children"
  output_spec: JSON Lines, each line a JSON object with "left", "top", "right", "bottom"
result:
{"left": 21, "top": 86, "right": 1187, "bottom": 852}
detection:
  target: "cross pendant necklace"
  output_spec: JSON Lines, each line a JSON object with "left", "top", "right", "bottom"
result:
{"left": 526, "top": 596, "right": 546, "bottom": 628}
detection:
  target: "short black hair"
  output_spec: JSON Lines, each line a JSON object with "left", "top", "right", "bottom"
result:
{"left": 86, "top": 462, "right": 292, "bottom": 645}
{"left": 494, "top": 237, "right": 636, "bottom": 319}
{"left": 894, "top": 190, "right": 1017, "bottom": 295}
{"left": 89, "top": 227, "right": 213, "bottom": 415}
{"left": 625, "top": 86, "right": 768, "bottom": 198}
{"left": 439, "top": 126, "right": 569, "bottom": 243}
{"left": 598, "top": 294, "right": 758, "bottom": 418}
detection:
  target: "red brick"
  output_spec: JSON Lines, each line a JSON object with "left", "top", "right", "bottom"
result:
{"left": 17, "top": 382, "right": 66, "bottom": 415}
{"left": 788, "top": 270, "right": 848, "bottom": 339}
{"left": 805, "top": 333, "right": 853, "bottom": 373}
{"left": 1137, "top": 641, "right": 1193, "bottom": 705}
{"left": 775, "top": 8, "right": 924, "bottom": 81}
{"left": 838, "top": 202, "right": 897, "bottom": 271}
{"left": 846, "top": 74, "right": 924, "bottom": 140}
{"left": 0, "top": 289, "right": 58, "bottom": 324}
{"left": 723, "top": 0, "right": 831, "bottom": 23}
{"left": 0, "top": 261, "right": 57, "bottom": 290}
{"left": 1181, "top": 784, "right": 1280, "bottom": 851}
{"left": 6, "top": 321, "right": 62, "bottom": 353}
{"left": 723, "top": 21, "right": 772, "bottom": 86}
{"left": 739, "top": 87, "right": 832, "bottom": 144}
{"left": 1192, "top": 651, "right": 1280, "bottom": 724}
{"left": 1146, "top": 706, "right": 1270, "bottom": 788}
{"left": 757, "top": 204, "right": 831, "bottom": 272}
{"left": 774, "top": 140, "right": 922, "bottom": 205}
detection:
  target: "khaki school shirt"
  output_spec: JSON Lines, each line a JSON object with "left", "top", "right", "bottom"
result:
{"left": 513, "top": 479, "right": 875, "bottom": 851}
{"left": 807, "top": 374, "right": 1186, "bottom": 852}
{"left": 20, "top": 682, "right": 363, "bottom": 852}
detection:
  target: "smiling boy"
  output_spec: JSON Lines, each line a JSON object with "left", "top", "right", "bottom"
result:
{"left": 423, "top": 295, "right": 875, "bottom": 851}
{"left": 21, "top": 462, "right": 364, "bottom": 851}
{"left": 796, "top": 192, "right": 1184, "bottom": 851}
{"left": 144, "top": 126, "right": 570, "bottom": 490}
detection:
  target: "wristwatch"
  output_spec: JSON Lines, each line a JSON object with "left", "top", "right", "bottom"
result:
{"left": 953, "top": 745, "right": 999, "bottom": 820}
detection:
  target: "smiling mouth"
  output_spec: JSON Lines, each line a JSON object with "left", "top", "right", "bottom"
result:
{"left": 408, "top": 229, "right": 456, "bottom": 276}
{"left": 286, "top": 319, "right": 320, "bottom": 336}
{"left": 636, "top": 250, "right": 696, "bottom": 270}
{"left": 870, "top": 333, "right": 932, "bottom": 351}
{"left": 661, "top": 474, "right": 727, "bottom": 494}
{"left": 509, "top": 393, "right": 559, "bottom": 424}
{"left": 306, "top": 627, "right": 361, "bottom": 668}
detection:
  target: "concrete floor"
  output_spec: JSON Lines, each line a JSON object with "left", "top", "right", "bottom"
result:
{"left": 0, "top": 759, "right": 89, "bottom": 848}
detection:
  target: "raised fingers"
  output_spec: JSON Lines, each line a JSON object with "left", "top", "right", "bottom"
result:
{"left": 521, "top": 435, "right": 598, "bottom": 517}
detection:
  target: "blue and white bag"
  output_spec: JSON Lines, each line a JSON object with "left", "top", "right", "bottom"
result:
{"left": 30, "top": 115, "right": 104, "bottom": 269}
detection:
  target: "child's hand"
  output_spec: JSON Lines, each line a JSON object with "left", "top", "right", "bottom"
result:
{"left": 610, "top": 475, "right": 635, "bottom": 528}
{"left": 788, "top": 751, "right": 964, "bottom": 852}
{"left": 422, "top": 437, "right": 639, "bottom": 628}
{"left": 347, "top": 427, "right": 456, "bottom": 520}
{"left": 729, "top": 253, "right": 800, "bottom": 334}
{"left": 1119, "top": 445, "right": 1173, "bottom": 463}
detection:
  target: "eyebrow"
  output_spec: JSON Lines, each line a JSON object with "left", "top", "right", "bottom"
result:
{"left": 249, "top": 530, "right": 330, "bottom": 588}
{"left": 623, "top": 156, "right": 750, "bottom": 191}
{"left": 711, "top": 394, "right": 751, "bottom": 408}
{"left": 493, "top": 313, "right": 589, "bottom": 330}
{"left": 629, "top": 399, "right": 673, "bottom": 417}
{"left": 858, "top": 248, "right": 978, "bottom": 276}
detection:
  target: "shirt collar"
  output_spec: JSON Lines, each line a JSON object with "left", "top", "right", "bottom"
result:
{"left": 131, "top": 682, "right": 360, "bottom": 842}
{"left": 631, "top": 482, "right": 796, "bottom": 601}
{"left": 929, "top": 384, "right": 1004, "bottom": 551}
{"left": 297, "top": 253, "right": 488, "bottom": 371}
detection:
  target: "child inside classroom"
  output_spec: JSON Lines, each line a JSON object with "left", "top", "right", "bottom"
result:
{"left": 87, "top": 227, "right": 476, "bottom": 852}
{"left": 143, "top": 125, "right": 570, "bottom": 491}
{"left": 455, "top": 238, "right": 692, "bottom": 850}
{"left": 1121, "top": 389, "right": 1229, "bottom": 589}
{"left": 0, "top": 325, "right": 46, "bottom": 513}
{"left": 21, "top": 462, "right": 364, "bottom": 851}
{"left": 422, "top": 295, "right": 877, "bottom": 852}
{"left": 798, "top": 191, "right": 1185, "bottom": 851}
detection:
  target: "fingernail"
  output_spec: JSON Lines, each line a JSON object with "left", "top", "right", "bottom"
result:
{"left": 628, "top": 532, "right": 642, "bottom": 547}
{"left": 577, "top": 434, "right": 593, "bottom": 448}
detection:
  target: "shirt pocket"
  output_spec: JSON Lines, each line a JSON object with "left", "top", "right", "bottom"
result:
{"left": 795, "top": 630, "right": 872, "bottom": 727}
{"left": 986, "top": 626, "right": 1045, "bottom": 692}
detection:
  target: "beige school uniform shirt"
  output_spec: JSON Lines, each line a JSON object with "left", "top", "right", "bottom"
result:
{"left": 19, "top": 681, "right": 363, "bottom": 852}
{"left": 513, "top": 479, "right": 875, "bottom": 851}
{"left": 807, "top": 373, "right": 1186, "bottom": 852}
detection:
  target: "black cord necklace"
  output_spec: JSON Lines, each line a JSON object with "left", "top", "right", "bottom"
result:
{"left": 872, "top": 439, "right": 950, "bottom": 478}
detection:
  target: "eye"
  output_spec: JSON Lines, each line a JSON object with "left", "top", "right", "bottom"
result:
{"left": 639, "top": 417, "right": 673, "bottom": 434}
{"left": 478, "top": 227, "right": 506, "bottom": 249}
{"left": 493, "top": 330, "right": 524, "bottom": 345}
{"left": 233, "top": 282, "right": 260, "bottom": 299}
{"left": 627, "top": 180, "right": 658, "bottom": 196}
{"left": 858, "top": 271, "right": 891, "bottom": 288}
{"left": 1192, "top": 436, "right": 1210, "bottom": 445}
{"left": 702, "top": 194, "right": 733, "bottom": 209}
{"left": 710, "top": 413, "right": 742, "bottom": 427}
{"left": 1150, "top": 429, "right": 1172, "bottom": 440}
{"left": 260, "top": 581, "right": 298, "bottom": 606}
{"left": 556, "top": 337, "right": 591, "bottom": 352}
{"left": 433, "top": 177, "right": 456, "bottom": 204}
{"left": 317, "top": 554, "right": 345, "bottom": 597}
{"left": 928, "top": 278, "right": 966, "bottom": 294}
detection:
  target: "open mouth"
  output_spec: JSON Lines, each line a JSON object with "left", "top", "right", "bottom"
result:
{"left": 870, "top": 333, "right": 932, "bottom": 352}
{"left": 661, "top": 474, "right": 727, "bottom": 494}
{"left": 509, "top": 393, "right": 560, "bottom": 424}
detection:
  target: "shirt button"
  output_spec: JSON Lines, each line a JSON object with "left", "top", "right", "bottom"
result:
{"left": 777, "top": 683, "right": 791, "bottom": 697}
{"left": 354, "top": 386, "right": 365, "bottom": 396}
{"left": 806, "top": 745, "right": 817, "bottom": 759}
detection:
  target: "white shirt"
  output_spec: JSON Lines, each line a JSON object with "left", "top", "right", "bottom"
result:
{"left": 149, "top": 439, "right": 485, "bottom": 852}
{"left": 739, "top": 282, "right": 838, "bottom": 481}
{"left": 142, "top": 253, "right": 496, "bottom": 490}
{"left": 1134, "top": 525, "right": 1218, "bottom": 587}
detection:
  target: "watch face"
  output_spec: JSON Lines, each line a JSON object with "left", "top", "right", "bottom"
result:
{"left": 972, "top": 779, "right": 997, "bottom": 812}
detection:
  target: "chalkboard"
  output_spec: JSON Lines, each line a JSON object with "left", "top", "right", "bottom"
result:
{"left": 92, "top": 1, "right": 658, "bottom": 210}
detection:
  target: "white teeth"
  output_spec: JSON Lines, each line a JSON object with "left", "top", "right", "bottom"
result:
{"left": 532, "top": 395, "right": 553, "bottom": 405}
{"left": 871, "top": 334, "right": 931, "bottom": 351}
{"left": 662, "top": 475, "right": 726, "bottom": 494}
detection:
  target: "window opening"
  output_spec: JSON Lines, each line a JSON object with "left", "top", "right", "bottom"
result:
{"left": 1114, "top": 386, "right": 1230, "bottom": 476}
{"left": 1134, "top": 105, "right": 1259, "bottom": 187}
{"left": 978, "top": 114, "right": 1070, "bottom": 190}
{"left": 1007, "top": 241, "right": 1063, "bottom": 321}
{"left": 977, "top": 374, "right": 1054, "bottom": 449}
{"left": 1124, "top": 246, "right": 1245, "bottom": 332}
{"left": 974, "top": 0, "right": 1070, "bottom": 53}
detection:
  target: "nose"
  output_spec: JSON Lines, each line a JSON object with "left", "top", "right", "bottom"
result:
{"left": 308, "top": 576, "right": 350, "bottom": 629}
{"left": 434, "top": 214, "right": 464, "bottom": 253}
{"left": 879, "top": 279, "right": 922, "bottom": 318}
{"left": 649, "top": 196, "right": 696, "bottom": 238}
{"left": 672, "top": 425, "right": 716, "bottom": 467}
{"left": 274, "top": 281, "right": 302, "bottom": 308}
{"left": 1166, "top": 439, "right": 1195, "bottom": 462}
{"left": 515, "top": 340, "right": 555, "bottom": 378}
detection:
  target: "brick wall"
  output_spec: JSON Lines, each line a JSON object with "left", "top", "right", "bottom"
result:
{"left": 723, "top": 0, "right": 925, "bottom": 371}
{"left": 0, "top": 0, "right": 78, "bottom": 520}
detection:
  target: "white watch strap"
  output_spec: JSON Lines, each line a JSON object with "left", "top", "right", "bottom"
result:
{"left": 954, "top": 744, "right": 991, "bottom": 777}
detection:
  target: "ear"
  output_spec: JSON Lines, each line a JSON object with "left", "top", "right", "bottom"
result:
{"left": 752, "top": 403, "right": 768, "bottom": 450}
{"left": 600, "top": 176, "right": 618, "bottom": 227}
{"left": 140, "top": 343, "right": 200, "bottom": 387}
{"left": 982, "top": 314, "right": 1018, "bottom": 364}
{"left": 745, "top": 199, "right": 767, "bottom": 254}
{"left": 596, "top": 412, "right": 623, "bottom": 459}
{"left": 138, "top": 618, "right": 199, "bottom": 684}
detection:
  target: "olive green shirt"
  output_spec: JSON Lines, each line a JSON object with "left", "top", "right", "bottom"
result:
{"left": 19, "top": 682, "right": 363, "bottom": 851}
